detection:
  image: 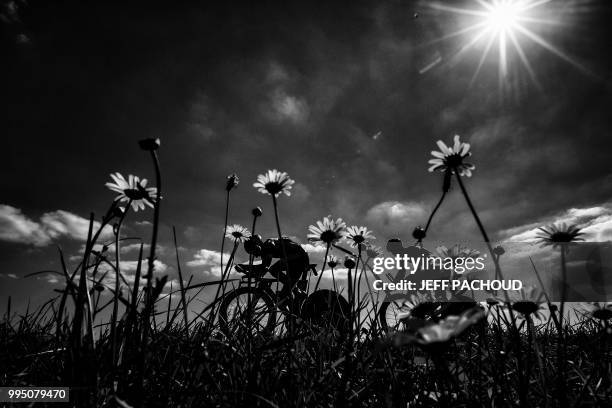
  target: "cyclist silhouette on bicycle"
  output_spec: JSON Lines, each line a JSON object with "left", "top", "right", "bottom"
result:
{"left": 221, "top": 235, "right": 349, "bottom": 335}
{"left": 238, "top": 235, "right": 314, "bottom": 300}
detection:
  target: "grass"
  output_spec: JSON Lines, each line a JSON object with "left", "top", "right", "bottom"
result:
{"left": 1, "top": 137, "right": 611, "bottom": 407}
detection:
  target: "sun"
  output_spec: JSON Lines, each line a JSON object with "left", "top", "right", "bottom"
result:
{"left": 485, "top": 1, "right": 521, "bottom": 33}
{"left": 426, "top": 0, "right": 584, "bottom": 91}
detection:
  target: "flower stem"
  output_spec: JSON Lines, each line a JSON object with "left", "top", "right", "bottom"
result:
{"left": 453, "top": 172, "right": 519, "bottom": 323}
{"left": 313, "top": 243, "right": 330, "bottom": 292}
{"left": 220, "top": 190, "right": 230, "bottom": 275}
{"left": 209, "top": 240, "right": 239, "bottom": 326}
{"left": 172, "top": 226, "right": 190, "bottom": 335}
{"left": 271, "top": 194, "right": 289, "bottom": 289}
{"left": 144, "top": 150, "right": 162, "bottom": 325}
{"left": 111, "top": 199, "right": 131, "bottom": 373}
{"left": 423, "top": 191, "right": 447, "bottom": 235}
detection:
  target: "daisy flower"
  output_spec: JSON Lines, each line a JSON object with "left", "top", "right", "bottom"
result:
{"left": 346, "top": 226, "right": 375, "bottom": 248}
{"left": 416, "top": 307, "right": 484, "bottom": 344}
{"left": 225, "top": 224, "right": 251, "bottom": 243}
{"left": 500, "top": 286, "right": 546, "bottom": 320}
{"left": 307, "top": 216, "right": 346, "bottom": 245}
{"left": 436, "top": 244, "right": 480, "bottom": 259}
{"left": 394, "top": 307, "right": 485, "bottom": 347}
{"left": 105, "top": 172, "right": 157, "bottom": 212}
{"left": 253, "top": 169, "right": 295, "bottom": 197}
{"left": 428, "top": 135, "right": 475, "bottom": 177}
{"left": 535, "top": 223, "right": 584, "bottom": 250}
{"left": 435, "top": 244, "right": 481, "bottom": 276}
{"left": 327, "top": 255, "right": 339, "bottom": 269}
{"left": 583, "top": 303, "right": 612, "bottom": 321}
{"left": 511, "top": 300, "right": 546, "bottom": 320}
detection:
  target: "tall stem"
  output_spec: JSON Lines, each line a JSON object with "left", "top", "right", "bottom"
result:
{"left": 111, "top": 200, "right": 131, "bottom": 372}
{"left": 172, "top": 226, "right": 190, "bottom": 334}
{"left": 144, "top": 150, "right": 162, "bottom": 325}
{"left": 557, "top": 248, "right": 568, "bottom": 408}
{"left": 454, "top": 172, "right": 518, "bottom": 324}
{"left": 424, "top": 191, "right": 447, "bottom": 234}
{"left": 313, "top": 243, "right": 330, "bottom": 292}
{"left": 209, "top": 240, "right": 239, "bottom": 325}
{"left": 271, "top": 194, "right": 289, "bottom": 287}
{"left": 220, "top": 190, "right": 230, "bottom": 274}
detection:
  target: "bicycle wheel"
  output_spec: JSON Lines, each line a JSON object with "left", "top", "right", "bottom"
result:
{"left": 301, "top": 290, "right": 350, "bottom": 330}
{"left": 218, "top": 287, "right": 277, "bottom": 336}
{"left": 378, "top": 300, "right": 411, "bottom": 331}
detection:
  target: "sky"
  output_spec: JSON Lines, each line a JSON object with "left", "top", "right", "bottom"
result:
{"left": 1, "top": 0, "right": 612, "bottom": 314}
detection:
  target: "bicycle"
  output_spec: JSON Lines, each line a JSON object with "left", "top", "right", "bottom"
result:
{"left": 377, "top": 239, "right": 480, "bottom": 330}
{"left": 218, "top": 261, "right": 350, "bottom": 336}
{"left": 376, "top": 239, "right": 438, "bottom": 330}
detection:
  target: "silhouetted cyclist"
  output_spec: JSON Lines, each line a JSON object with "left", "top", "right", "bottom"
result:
{"left": 239, "top": 235, "right": 313, "bottom": 299}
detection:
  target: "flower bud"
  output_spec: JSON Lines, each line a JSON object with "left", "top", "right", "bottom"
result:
{"left": 252, "top": 206, "right": 263, "bottom": 217}
{"left": 412, "top": 226, "right": 426, "bottom": 241}
{"left": 226, "top": 173, "right": 239, "bottom": 191}
{"left": 493, "top": 246, "right": 505, "bottom": 256}
{"left": 344, "top": 257, "right": 356, "bottom": 269}
{"left": 138, "top": 138, "right": 161, "bottom": 151}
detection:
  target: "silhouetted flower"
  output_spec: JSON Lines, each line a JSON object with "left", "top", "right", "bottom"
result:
{"left": 436, "top": 244, "right": 480, "bottom": 259}
{"left": 327, "top": 255, "right": 339, "bottom": 269}
{"left": 307, "top": 216, "right": 346, "bottom": 245}
{"left": 512, "top": 301, "right": 544, "bottom": 319}
{"left": 412, "top": 226, "right": 426, "bottom": 241}
{"left": 226, "top": 173, "right": 239, "bottom": 191}
{"left": 585, "top": 303, "right": 612, "bottom": 321}
{"left": 344, "top": 257, "right": 356, "bottom": 269}
{"left": 105, "top": 172, "right": 157, "bottom": 212}
{"left": 485, "top": 298, "right": 499, "bottom": 306}
{"left": 346, "top": 226, "right": 375, "bottom": 248}
{"left": 428, "top": 135, "right": 475, "bottom": 177}
{"left": 252, "top": 206, "right": 263, "bottom": 217}
{"left": 253, "top": 169, "right": 295, "bottom": 197}
{"left": 138, "top": 138, "right": 161, "bottom": 151}
{"left": 435, "top": 244, "right": 480, "bottom": 276}
{"left": 225, "top": 224, "right": 251, "bottom": 243}
{"left": 536, "top": 223, "right": 584, "bottom": 250}
{"left": 493, "top": 245, "right": 505, "bottom": 256}
{"left": 503, "top": 286, "right": 546, "bottom": 320}
{"left": 416, "top": 307, "right": 484, "bottom": 344}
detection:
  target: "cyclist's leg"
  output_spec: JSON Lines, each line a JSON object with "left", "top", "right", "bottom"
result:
{"left": 268, "top": 261, "right": 292, "bottom": 299}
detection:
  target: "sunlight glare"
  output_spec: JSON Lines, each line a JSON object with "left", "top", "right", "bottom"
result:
{"left": 485, "top": 1, "right": 520, "bottom": 33}
{"left": 427, "top": 0, "right": 586, "bottom": 94}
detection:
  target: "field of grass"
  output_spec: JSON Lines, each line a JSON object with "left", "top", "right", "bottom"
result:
{"left": 1, "top": 137, "right": 611, "bottom": 407}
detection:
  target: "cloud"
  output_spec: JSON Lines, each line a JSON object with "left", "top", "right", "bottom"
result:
{"left": 119, "top": 259, "right": 168, "bottom": 275}
{"left": 270, "top": 90, "right": 309, "bottom": 123}
{"left": 500, "top": 203, "right": 612, "bottom": 242}
{"left": 0, "top": 204, "right": 113, "bottom": 246}
{"left": 301, "top": 243, "right": 327, "bottom": 254}
{"left": 186, "top": 248, "right": 229, "bottom": 277}
{"left": 365, "top": 201, "right": 427, "bottom": 236}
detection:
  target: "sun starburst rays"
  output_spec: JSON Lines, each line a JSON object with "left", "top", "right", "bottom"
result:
{"left": 428, "top": 0, "right": 585, "bottom": 92}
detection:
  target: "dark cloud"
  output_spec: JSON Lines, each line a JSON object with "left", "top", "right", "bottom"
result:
{"left": 1, "top": 0, "right": 612, "bottom": 308}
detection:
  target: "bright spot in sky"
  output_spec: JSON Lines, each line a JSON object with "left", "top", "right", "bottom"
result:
{"left": 485, "top": 1, "right": 520, "bottom": 33}
{"left": 427, "top": 0, "right": 585, "bottom": 91}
